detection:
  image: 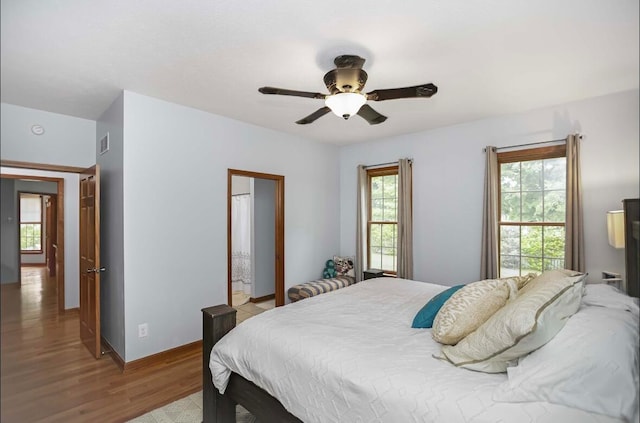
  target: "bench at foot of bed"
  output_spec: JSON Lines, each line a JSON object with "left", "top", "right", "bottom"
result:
{"left": 287, "top": 275, "right": 356, "bottom": 302}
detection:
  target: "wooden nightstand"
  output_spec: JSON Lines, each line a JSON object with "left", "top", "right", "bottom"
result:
{"left": 363, "top": 269, "right": 384, "bottom": 280}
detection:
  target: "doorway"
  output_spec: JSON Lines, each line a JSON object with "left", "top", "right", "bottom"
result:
{"left": 0, "top": 174, "right": 65, "bottom": 312}
{"left": 227, "top": 169, "right": 284, "bottom": 308}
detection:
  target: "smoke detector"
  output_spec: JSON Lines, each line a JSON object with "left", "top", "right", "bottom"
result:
{"left": 31, "top": 124, "right": 45, "bottom": 135}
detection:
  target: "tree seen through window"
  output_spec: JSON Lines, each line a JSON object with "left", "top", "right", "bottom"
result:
{"left": 499, "top": 147, "right": 566, "bottom": 276}
{"left": 368, "top": 167, "right": 398, "bottom": 274}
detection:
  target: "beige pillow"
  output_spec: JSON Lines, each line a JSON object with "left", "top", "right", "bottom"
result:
{"left": 432, "top": 278, "right": 515, "bottom": 345}
{"left": 438, "top": 269, "right": 586, "bottom": 373}
{"left": 513, "top": 273, "right": 537, "bottom": 290}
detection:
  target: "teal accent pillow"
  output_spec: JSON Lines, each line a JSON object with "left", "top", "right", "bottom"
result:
{"left": 411, "top": 285, "right": 465, "bottom": 328}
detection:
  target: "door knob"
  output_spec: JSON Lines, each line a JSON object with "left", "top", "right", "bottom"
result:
{"left": 86, "top": 267, "right": 106, "bottom": 274}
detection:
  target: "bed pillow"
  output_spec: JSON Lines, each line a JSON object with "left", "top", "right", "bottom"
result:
{"left": 581, "top": 283, "right": 640, "bottom": 317}
{"left": 333, "top": 256, "right": 355, "bottom": 277}
{"left": 513, "top": 273, "right": 537, "bottom": 290}
{"left": 493, "top": 304, "right": 639, "bottom": 422}
{"left": 432, "top": 278, "right": 516, "bottom": 345}
{"left": 411, "top": 285, "right": 465, "bottom": 328}
{"left": 430, "top": 274, "right": 535, "bottom": 344}
{"left": 438, "top": 269, "right": 586, "bottom": 372}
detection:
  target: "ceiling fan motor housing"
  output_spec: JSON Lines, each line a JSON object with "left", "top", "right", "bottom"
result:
{"left": 323, "top": 68, "right": 368, "bottom": 94}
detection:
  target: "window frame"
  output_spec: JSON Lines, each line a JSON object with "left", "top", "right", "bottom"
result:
{"left": 367, "top": 166, "right": 399, "bottom": 275}
{"left": 19, "top": 193, "right": 44, "bottom": 254}
{"left": 497, "top": 144, "right": 567, "bottom": 276}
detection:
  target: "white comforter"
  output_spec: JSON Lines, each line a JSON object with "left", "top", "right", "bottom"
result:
{"left": 210, "top": 278, "right": 622, "bottom": 423}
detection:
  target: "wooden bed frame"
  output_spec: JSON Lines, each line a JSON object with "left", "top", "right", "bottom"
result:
{"left": 202, "top": 305, "right": 302, "bottom": 423}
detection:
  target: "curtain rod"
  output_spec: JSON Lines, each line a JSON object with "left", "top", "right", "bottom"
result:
{"left": 364, "top": 158, "right": 413, "bottom": 169}
{"left": 483, "top": 135, "right": 582, "bottom": 152}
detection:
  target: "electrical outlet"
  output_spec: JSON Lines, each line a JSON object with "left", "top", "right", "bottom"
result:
{"left": 138, "top": 323, "right": 148, "bottom": 338}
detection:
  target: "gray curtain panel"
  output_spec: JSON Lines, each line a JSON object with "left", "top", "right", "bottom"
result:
{"left": 480, "top": 146, "right": 499, "bottom": 279}
{"left": 564, "top": 134, "right": 585, "bottom": 272}
{"left": 397, "top": 158, "right": 413, "bottom": 279}
{"left": 355, "top": 165, "right": 368, "bottom": 282}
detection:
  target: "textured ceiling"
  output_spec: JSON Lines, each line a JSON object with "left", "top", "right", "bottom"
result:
{"left": 1, "top": 0, "right": 638, "bottom": 145}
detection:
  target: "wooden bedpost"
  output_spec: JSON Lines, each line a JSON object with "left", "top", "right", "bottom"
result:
{"left": 202, "top": 305, "right": 237, "bottom": 423}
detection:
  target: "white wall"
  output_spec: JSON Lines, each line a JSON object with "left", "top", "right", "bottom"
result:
{"left": 252, "top": 178, "right": 276, "bottom": 298}
{"left": 0, "top": 167, "right": 80, "bottom": 308}
{"left": 122, "top": 91, "right": 340, "bottom": 361}
{"left": 339, "top": 89, "right": 639, "bottom": 286}
{"left": 1, "top": 103, "right": 96, "bottom": 167}
{"left": 96, "top": 93, "right": 126, "bottom": 358}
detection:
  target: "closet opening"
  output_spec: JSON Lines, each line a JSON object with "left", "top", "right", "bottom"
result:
{"left": 227, "top": 169, "right": 284, "bottom": 308}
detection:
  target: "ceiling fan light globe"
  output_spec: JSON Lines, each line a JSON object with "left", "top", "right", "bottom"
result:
{"left": 325, "top": 93, "right": 366, "bottom": 119}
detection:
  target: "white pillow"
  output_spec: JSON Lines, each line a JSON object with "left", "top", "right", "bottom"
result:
{"left": 493, "top": 304, "right": 640, "bottom": 422}
{"left": 438, "top": 269, "right": 586, "bottom": 373}
{"left": 582, "top": 283, "right": 640, "bottom": 317}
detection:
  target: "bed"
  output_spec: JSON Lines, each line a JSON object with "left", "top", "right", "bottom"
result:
{"left": 202, "top": 276, "right": 639, "bottom": 423}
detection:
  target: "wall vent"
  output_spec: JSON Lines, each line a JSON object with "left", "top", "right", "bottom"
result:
{"left": 99, "top": 133, "right": 109, "bottom": 155}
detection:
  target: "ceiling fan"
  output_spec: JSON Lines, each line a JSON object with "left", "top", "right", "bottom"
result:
{"left": 258, "top": 54, "right": 438, "bottom": 125}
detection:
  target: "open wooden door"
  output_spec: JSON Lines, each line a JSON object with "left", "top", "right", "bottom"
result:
{"left": 79, "top": 165, "right": 102, "bottom": 359}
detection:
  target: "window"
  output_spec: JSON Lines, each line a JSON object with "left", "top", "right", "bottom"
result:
{"left": 20, "top": 194, "right": 43, "bottom": 253}
{"left": 368, "top": 166, "right": 398, "bottom": 274}
{"left": 498, "top": 145, "right": 566, "bottom": 277}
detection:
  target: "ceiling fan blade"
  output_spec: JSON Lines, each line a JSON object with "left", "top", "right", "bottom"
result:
{"left": 259, "top": 87, "right": 326, "bottom": 100}
{"left": 366, "top": 83, "right": 438, "bottom": 101}
{"left": 296, "top": 107, "right": 331, "bottom": 125}
{"left": 357, "top": 104, "right": 388, "bottom": 125}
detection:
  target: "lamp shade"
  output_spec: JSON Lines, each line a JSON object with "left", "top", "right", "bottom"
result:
{"left": 607, "top": 210, "right": 625, "bottom": 248}
{"left": 325, "top": 93, "right": 367, "bottom": 119}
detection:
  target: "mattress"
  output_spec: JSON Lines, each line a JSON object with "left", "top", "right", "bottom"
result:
{"left": 210, "top": 278, "right": 623, "bottom": 423}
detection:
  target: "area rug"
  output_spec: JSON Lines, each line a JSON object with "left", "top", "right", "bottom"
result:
{"left": 127, "top": 391, "right": 257, "bottom": 423}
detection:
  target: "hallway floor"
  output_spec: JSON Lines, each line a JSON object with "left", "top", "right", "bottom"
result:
{"left": 0, "top": 266, "right": 201, "bottom": 422}
{"left": 0, "top": 266, "right": 277, "bottom": 422}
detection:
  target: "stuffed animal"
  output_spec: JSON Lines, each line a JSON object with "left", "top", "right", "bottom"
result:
{"left": 333, "top": 256, "right": 355, "bottom": 277}
{"left": 322, "top": 259, "right": 337, "bottom": 279}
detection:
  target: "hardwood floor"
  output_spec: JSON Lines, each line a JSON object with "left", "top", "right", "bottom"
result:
{"left": 0, "top": 267, "right": 202, "bottom": 423}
